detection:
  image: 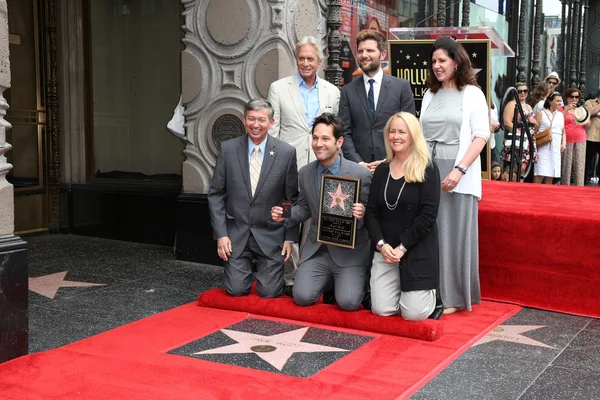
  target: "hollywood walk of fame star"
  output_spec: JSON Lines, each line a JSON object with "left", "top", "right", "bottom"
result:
{"left": 194, "top": 327, "right": 348, "bottom": 371}
{"left": 29, "top": 271, "right": 106, "bottom": 299}
{"left": 328, "top": 183, "right": 351, "bottom": 211}
{"left": 474, "top": 325, "right": 556, "bottom": 349}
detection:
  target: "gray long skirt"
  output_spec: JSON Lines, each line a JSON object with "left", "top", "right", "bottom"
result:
{"left": 435, "top": 158, "right": 481, "bottom": 311}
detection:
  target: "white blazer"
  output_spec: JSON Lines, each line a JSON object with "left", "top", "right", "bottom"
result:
{"left": 268, "top": 75, "right": 341, "bottom": 169}
{"left": 421, "top": 84, "right": 490, "bottom": 200}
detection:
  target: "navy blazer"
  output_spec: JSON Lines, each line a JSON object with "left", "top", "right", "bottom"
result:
{"left": 339, "top": 74, "right": 415, "bottom": 163}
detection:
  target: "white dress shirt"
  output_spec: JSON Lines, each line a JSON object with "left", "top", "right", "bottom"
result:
{"left": 363, "top": 69, "right": 384, "bottom": 110}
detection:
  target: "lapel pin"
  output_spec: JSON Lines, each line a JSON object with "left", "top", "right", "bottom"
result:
{"left": 270, "top": 151, "right": 275, "bottom": 156}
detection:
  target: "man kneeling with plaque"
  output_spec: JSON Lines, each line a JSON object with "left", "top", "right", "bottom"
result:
{"left": 271, "top": 113, "right": 371, "bottom": 310}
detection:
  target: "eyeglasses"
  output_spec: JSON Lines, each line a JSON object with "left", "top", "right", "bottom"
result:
{"left": 569, "top": 95, "right": 580, "bottom": 99}
{"left": 547, "top": 80, "right": 559, "bottom": 86}
{"left": 517, "top": 89, "right": 529, "bottom": 94}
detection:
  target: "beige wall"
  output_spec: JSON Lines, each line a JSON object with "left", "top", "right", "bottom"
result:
{"left": 181, "top": 0, "right": 327, "bottom": 193}
{"left": 90, "top": 0, "right": 184, "bottom": 176}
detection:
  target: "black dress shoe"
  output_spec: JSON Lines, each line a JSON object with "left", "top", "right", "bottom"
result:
{"left": 322, "top": 290, "right": 336, "bottom": 305}
{"left": 361, "top": 292, "right": 371, "bottom": 310}
{"left": 285, "top": 285, "right": 294, "bottom": 297}
{"left": 428, "top": 295, "right": 444, "bottom": 320}
{"left": 428, "top": 306, "right": 443, "bottom": 320}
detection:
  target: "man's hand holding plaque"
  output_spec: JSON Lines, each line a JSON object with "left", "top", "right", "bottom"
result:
{"left": 317, "top": 175, "right": 361, "bottom": 249}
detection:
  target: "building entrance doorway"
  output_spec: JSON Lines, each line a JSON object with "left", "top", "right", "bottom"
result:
{"left": 6, "top": 0, "right": 58, "bottom": 233}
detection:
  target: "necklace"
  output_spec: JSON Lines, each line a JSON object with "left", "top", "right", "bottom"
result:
{"left": 384, "top": 168, "right": 406, "bottom": 211}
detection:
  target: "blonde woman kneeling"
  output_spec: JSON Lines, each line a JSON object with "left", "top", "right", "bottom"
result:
{"left": 365, "top": 112, "right": 441, "bottom": 321}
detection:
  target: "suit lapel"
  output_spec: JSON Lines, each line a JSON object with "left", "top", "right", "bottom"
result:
{"left": 288, "top": 78, "right": 309, "bottom": 130}
{"left": 376, "top": 74, "right": 392, "bottom": 120}
{"left": 307, "top": 162, "right": 320, "bottom": 208}
{"left": 253, "top": 136, "right": 276, "bottom": 198}
{"left": 237, "top": 136, "right": 252, "bottom": 199}
{"left": 354, "top": 76, "right": 372, "bottom": 121}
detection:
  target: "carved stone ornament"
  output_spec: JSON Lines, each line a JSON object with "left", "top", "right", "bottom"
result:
{"left": 212, "top": 114, "right": 245, "bottom": 149}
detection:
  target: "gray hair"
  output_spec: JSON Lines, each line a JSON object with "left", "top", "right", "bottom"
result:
{"left": 244, "top": 98, "right": 274, "bottom": 120}
{"left": 295, "top": 36, "right": 324, "bottom": 62}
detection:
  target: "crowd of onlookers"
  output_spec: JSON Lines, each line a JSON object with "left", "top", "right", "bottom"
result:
{"left": 490, "top": 72, "right": 600, "bottom": 186}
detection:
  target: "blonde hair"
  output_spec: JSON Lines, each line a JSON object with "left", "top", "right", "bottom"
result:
{"left": 383, "top": 112, "right": 431, "bottom": 183}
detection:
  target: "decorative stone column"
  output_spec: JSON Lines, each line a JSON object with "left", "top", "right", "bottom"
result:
{"left": 570, "top": 0, "right": 581, "bottom": 88}
{"left": 579, "top": 1, "right": 589, "bottom": 94}
{"left": 516, "top": 0, "right": 528, "bottom": 82}
{"left": 176, "top": 0, "right": 327, "bottom": 263}
{"left": 437, "top": 0, "right": 446, "bottom": 27}
{"left": 558, "top": 0, "right": 566, "bottom": 79}
{"left": 461, "top": 0, "right": 470, "bottom": 26}
{"left": 531, "top": 0, "right": 543, "bottom": 86}
{"left": 0, "top": 0, "right": 29, "bottom": 363}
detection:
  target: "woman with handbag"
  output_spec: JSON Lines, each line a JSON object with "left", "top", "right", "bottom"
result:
{"left": 534, "top": 92, "right": 566, "bottom": 184}
{"left": 501, "top": 82, "right": 538, "bottom": 177}
{"left": 560, "top": 88, "right": 589, "bottom": 186}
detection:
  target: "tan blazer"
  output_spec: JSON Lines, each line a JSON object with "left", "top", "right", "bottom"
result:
{"left": 268, "top": 75, "right": 341, "bottom": 169}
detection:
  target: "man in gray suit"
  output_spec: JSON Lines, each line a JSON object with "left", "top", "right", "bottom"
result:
{"left": 340, "top": 29, "right": 415, "bottom": 174}
{"left": 271, "top": 113, "right": 371, "bottom": 310}
{"left": 208, "top": 99, "right": 299, "bottom": 298}
{"left": 268, "top": 36, "right": 341, "bottom": 293}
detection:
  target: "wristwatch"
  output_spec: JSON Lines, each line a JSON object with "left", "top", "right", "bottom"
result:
{"left": 376, "top": 239, "right": 386, "bottom": 251}
{"left": 454, "top": 164, "right": 467, "bottom": 175}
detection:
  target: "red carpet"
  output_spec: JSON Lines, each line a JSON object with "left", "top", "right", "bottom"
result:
{"left": 0, "top": 301, "right": 519, "bottom": 400}
{"left": 199, "top": 288, "right": 444, "bottom": 341}
{"left": 479, "top": 181, "right": 600, "bottom": 318}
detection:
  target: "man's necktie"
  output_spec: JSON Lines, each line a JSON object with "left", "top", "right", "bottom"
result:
{"left": 318, "top": 168, "right": 331, "bottom": 191}
{"left": 368, "top": 79, "right": 376, "bottom": 119}
{"left": 250, "top": 145, "right": 261, "bottom": 196}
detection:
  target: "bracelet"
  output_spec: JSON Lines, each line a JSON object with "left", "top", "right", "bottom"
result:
{"left": 454, "top": 165, "right": 467, "bottom": 175}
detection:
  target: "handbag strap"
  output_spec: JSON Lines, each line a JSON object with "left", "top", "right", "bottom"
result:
{"left": 543, "top": 109, "right": 555, "bottom": 130}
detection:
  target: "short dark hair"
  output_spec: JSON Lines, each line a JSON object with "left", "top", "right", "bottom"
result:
{"left": 564, "top": 87, "right": 581, "bottom": 100}
{"left": 426, "top": 36, "right": 478, "bottom": 93}
{"left": 543, "top": 91, "right": 562, "bottom": 110}
{"left": 311, "top": 113, "right": 344, "bottom": 140}
{"left": 244, "top": 98, "right": 274, "bottom": 120}
{"left": 356, "top": 29, "right": 386, "bottom": 52}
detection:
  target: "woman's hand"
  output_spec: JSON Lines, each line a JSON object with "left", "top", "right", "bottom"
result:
{"left": 381, "top": 244, "right": 401, "bottom": 264}
{"left": 561, "top": 140, "right": 567, "bottom": 153}
{"left": 442, "top": 168, "right": 463, "bottom": 193}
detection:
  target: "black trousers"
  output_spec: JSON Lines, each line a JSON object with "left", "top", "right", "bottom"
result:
{"left": 584, "top": 140, "right": 600, "bottom": 181}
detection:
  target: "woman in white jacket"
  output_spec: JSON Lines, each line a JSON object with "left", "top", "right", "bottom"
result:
{"left": 420, "top": 37, "right": 490, "bottom": 314}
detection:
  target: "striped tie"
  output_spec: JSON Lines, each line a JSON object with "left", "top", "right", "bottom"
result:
{"left": 250, "top": 145, "right": 262, "bottom": 196}
{"left": 368, "top": 79, "right": 376, "bottom": 119}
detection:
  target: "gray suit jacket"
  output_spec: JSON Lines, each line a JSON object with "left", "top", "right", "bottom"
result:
{"left": 268, "top": 75, "right": 341, "bottom": 169}
{"left": 288, "top": 156, "right": 372, "bottom": 268}
{"left": 339, "top": 74, "right": 415, "bottom": 163}
{"left": 208, "top": 134, "right": 299, "bottom": 259}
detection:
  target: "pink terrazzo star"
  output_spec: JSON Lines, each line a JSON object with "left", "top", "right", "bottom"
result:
{"left": 194, "top": 327, "right": 348, "bottom": 371}
{"left": 474, "top": 325, "right": 556, "bottom": 349}
{"left": 29, "top": 271, "right": 106, "bottom": 299}
{"left": 327, "top": 183, "right": 351, "bottom": 211}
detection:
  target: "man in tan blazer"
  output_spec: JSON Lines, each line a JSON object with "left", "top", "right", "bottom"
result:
{"left": 268, "top": 36, "right": 341, "bottom": 292}
{"left": 268, "top": 36, "right": 341, "bottom": 169}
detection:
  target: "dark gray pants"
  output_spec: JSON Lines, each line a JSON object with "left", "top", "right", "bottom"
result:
{"left": 225, "top": 233, "right": 284, "bottom": 298}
